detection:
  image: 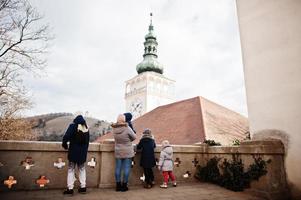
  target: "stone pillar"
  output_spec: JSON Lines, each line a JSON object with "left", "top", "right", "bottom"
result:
{"left": 98, "top": 139, "right": 115, "bottom": 188}
{"left": 236, "top": 0, "right": 301, "bottom": 199}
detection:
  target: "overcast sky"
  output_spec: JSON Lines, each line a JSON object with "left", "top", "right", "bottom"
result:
{"left": 24, "top": 0, "right": 247, "bottom": 122}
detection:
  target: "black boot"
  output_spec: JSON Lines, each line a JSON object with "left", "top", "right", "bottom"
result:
{"left": 121, "top": 182, "right": 128, "bottom": 192}
{"left": 63, "top": 188, "right": 74, "bottom": 195}
{"left": 116, "top": 182, "right": 122, "bottom": 192}
{"left": 78, "top": 187, "right": 87, "bottom": 194}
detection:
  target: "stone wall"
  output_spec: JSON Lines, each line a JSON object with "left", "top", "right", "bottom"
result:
{"left": 0, "top": 140, "right": 287, "bottom": 199}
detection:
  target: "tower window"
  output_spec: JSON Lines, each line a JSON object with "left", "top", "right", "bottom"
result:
{"left": 148, "top": 46, "right": 151, "bottom": 52}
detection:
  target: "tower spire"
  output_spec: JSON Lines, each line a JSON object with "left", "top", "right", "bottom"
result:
{"left": 136, "top": 13, "right": 163, "bottom": 74}
{"left": 149, "top": 13, "right": 154, "bottom": 31}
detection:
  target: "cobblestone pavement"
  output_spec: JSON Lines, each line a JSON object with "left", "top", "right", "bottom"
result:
{"left": 0, "top": 182, "right": 265, "bottom": 200}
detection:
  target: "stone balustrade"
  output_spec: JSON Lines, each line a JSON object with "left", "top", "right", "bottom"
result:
{"left": 0, "top": 140, "right": 288, "bottom": 200}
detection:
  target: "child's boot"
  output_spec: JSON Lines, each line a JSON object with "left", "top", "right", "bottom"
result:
{"left": 173, "top": 182, "right": 177, "bottom": 187}
{"left": 144, "top": 183, "right": 152, "bottom": 189}
{"left": 160, "top": 182, "right": 167, "bottom": 188}
{"left": 151, "top": 181, "right": 155, "bottom": 186}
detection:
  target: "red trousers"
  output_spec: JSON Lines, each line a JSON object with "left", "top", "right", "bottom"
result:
{"left": 162, "top": 171, "right": 176, "bottom": 183}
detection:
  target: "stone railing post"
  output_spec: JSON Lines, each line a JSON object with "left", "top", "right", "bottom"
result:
{"left": 98, "top": 139, "right": 115, "bottom": 188}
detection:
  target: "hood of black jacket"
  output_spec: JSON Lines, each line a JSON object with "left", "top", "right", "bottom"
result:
{"left": 123, "top": 112, "right": 133, "bottom": 122}
{"left": 73, "top": 115, "right": 86, "bottom": 125}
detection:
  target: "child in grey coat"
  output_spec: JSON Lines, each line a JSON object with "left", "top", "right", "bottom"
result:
{"left": 158, "top": 140, "right": 177, "bottom": 188}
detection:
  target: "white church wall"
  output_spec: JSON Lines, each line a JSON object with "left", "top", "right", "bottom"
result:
{"left": 236, "top": 0, "right": 301, "bottom": 198}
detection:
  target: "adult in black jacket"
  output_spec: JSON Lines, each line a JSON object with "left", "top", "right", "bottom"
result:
{"left": 62, "top": 115, "right": 90, "bottom": 195}
{"left": 136, "top": 128, "right": 156, "bottom": 188}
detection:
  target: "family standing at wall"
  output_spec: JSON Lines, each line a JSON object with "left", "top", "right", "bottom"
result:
{"left": 62, "top": 113, "right": 176, "bottom": 195}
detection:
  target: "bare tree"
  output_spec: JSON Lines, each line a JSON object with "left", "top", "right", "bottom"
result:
{"left": 0, "top": 0, "right": 52, "bottom": 140}
{"left": 0, "top": 117, "right": 34, "bottom": 140}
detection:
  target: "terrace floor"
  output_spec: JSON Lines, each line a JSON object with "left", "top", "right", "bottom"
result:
{"left": 0, "top": 182, "right": 265, "bottom": 200}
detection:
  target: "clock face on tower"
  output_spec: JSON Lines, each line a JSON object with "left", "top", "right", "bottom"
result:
{"left": 130, "top": 98, "right": 143, "bottom": 118}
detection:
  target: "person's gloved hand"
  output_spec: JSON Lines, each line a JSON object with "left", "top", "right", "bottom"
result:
{"left": 62, "top": 142, "right": 68, "bottom": 150}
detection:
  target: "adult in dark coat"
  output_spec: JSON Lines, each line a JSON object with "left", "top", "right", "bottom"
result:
{"left": 62, "top": 115, "right": 90, "bottom": 195}
{"left": 136, "top": 128, "right": 156, "bottom": 188}
{"left": 62, "top": 115, "right": 90, "bottom": 164}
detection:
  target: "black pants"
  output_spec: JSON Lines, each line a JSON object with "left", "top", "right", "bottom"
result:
{"left": 143, "top": 168, "right": 154, "bottom": 184}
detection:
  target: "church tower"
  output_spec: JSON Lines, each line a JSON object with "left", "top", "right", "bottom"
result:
{"left": 125, "top": 13, "right": 175, "bottom": 119}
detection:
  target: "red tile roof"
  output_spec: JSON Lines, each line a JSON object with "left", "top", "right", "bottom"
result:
{"left": 200, "top": 97, "right": 249, "bottom": 145}
{"left": 97, "top": 96, "right": 249, "bottom": 145}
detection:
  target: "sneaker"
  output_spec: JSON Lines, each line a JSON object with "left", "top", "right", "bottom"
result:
{"left": 160, "top": 183, "right": 167, "bottom": 188}
{"left": 63, "top": 189, "right": 74, "bottom": 195}
{"left": 173, "top": 182, "right": 177, "bottom": 187}
{"left": 78, "top": 187, "right": 87, "bottom": 194}
{"left": 144, "top": 183, "right": 152, "bottom": 189}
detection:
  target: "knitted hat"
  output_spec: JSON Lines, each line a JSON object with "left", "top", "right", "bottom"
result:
{"left": 141, "top": 128, "right": 153, "bottom": 139}
{"left": 162, "top": 140, "right": 170, "bottom": 147}
{"left": 143, "top": 128, "right": 151, "bottom": 135}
